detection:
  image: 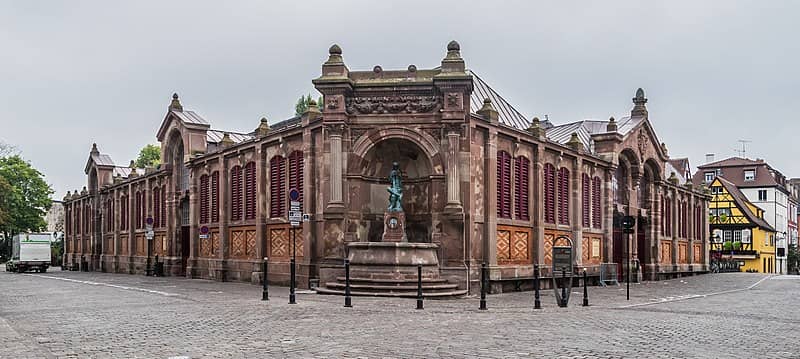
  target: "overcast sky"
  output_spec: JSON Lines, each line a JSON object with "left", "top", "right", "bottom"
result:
{"left": 1, "top": 1, "right": 798, "bottom": 198}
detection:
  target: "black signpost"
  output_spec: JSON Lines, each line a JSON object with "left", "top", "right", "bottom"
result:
{"left": 145, "top": 217, "right": 154, "bottom": 276}
{"left": 288, "top": 188, "right": 301, "bottom": 305}
{"left": 551, "top": 236, "right": 574, "bottom": 308}
{"left": 621, "top": 215, "right": 636, "bottom": 301}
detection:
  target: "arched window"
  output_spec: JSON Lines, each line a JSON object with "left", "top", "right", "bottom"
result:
{"left": 289, "top": 151, "right": 304, "bottom": 204}
{"left": 496, "top": 151, "right": 511, "bottom": 219}
{"left": 120, "top": 195, "right": 127, "bottom": 231}
{"left": 592, "top": 176, "right": 602, "bottom": 228}
{"left": 200, "top": 174, "right": 209, "bottom": 224}
{"left": 245, "top": 161, "right": 256, "bottom": 220}
{"left": 558, "top": 167, "right": 570, "bottom": 225}
{"left": 230, "top": 165, "right": 243, "bottom": 221}
{"left": 665, "top": 197, "right": 672, "bottom": 237}
{"left": 66, "top": 207, "right": 72, "bottom": 235}
{"left": 211, "top": 171, "right": 219, "bottom": 223}
{"left": 544, "top": 163, "right": 556, "bottom": 224}
{"left": 270, "top": 156, "right": 286, "bottom": 218}
{"left": 582, "top": 174, "right": 590, "bottom": 227}
{"left": 514, "top": 156, "right": 530, "bottom": 220}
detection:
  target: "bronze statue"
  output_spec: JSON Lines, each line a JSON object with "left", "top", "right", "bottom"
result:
{"left": 387, "top": 162, "right": 403, "bottom": 212}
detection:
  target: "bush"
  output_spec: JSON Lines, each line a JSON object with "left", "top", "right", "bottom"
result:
{"left": 723, "top": 242, "right": 732, "bottom": 251}
{"left": 733, "top": 241, "right": 742, "bottom": 250}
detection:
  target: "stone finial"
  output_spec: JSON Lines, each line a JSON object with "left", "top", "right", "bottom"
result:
{"left": 440, "top": 40, "right": 466, "bottom": 74}
{"left": 606, "top": 116, "right": 618, "bottom": 132}
{"left": 255, "top": 117, "right": 271, "bottom": 137}
{"left": 661, "top": 142, "right": 668, "bottom": 156}
{"left": 325, "top": 44, "right": 344, "bottom": 64}
{"left": 220, "top": 132, "right": 235, "bottom": 147}
{"left": 170, "top": 93, "right": 183, "bottom": 112}
{"left": 476, "top": 98, "right": 498, "bottom": 123}
{"left": 566, "top": 132, "right": 583, "bottom": 151}
{"left": 631, "top": 88, "right": 648, "bottom": 117}
{"left": 113, "top": 173, "right": 122, "bottom": 184}
{"left": 91, "top": 143, "right": 99, "bottom": 154}
{"left": 527, "top": 117, "right": 545, "bottom": 138}
{"left": 64, "top": 191, "right": 71, "bottom": 201}
{"left": 668, "top": 171, "right": 679, "bottom": 185}
{"left": 81, "top": 186, "right": 88, "bottom": 195}
{"left": 129, "top": 160, "right": 138, "bottom": 177}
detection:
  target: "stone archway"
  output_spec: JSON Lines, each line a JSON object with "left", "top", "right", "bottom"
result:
{"left": 350, "top": 137, "right": 436, "bottom": 243}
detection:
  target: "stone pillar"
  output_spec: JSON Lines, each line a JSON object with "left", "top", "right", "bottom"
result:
{"left": 603, "top": 168, "right": 615, "bottom": 264}
{"left": 485, "top": 130, "right": 498, "bottom": 266}
{"left": 652, "top": 186, "right": 662, "bottom": 267}
{"left": 255, "top": 146, "right": 265, "bottom": 261}
{"left": 687, "top": 192, "right": 695, "bottom": 266}
{"left": 533, "top": 145, "right": 545, "bottom": 266}
{"left": 445, "top": 127, "right": 463, "bottom": 212}
{"left": 671, "top": 188, "right": 679, "bottom": 267}
{"left": 220, "top": 158, "right": 230, "bottom": 264}
{"left": 572, "top": 158, "right": 583, "bottom": 265}
{"left": 328, "top": 125, "right": 344, "bottom": 209}
{"left": 188, "top": 170, "right": 198, "bottom": 261}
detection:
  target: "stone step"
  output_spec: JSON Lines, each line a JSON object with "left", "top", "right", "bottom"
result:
{"left": 315, "top": 286, "right": 468, "bottom": 298}
{"left": 335, "top": 277, "right": 448, "bottom": 284}
{"left": 324, "top": 282, "right": 460, "bottom": 291}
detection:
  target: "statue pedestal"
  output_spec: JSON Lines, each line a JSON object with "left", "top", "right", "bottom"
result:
{"left": 382, "top": 211, "right": 407, "bottom": 242}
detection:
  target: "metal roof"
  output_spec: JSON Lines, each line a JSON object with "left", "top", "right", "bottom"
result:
{"left": 173, "top": 110, "right": 209, "bottom": 125}
{"left": 91, "top": 153, "right": 115, "bottom": 167}
{"left": 545, "top": 116, "right": 644, "bottom": 152}
{"left": 468, "top": 71, "right": 530, "bottom": 130}
{"left": 206, "top": 130, "right": 253, "bottom": 144}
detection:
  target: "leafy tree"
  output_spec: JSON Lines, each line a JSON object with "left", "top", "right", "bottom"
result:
{"left": 0, "top": 176, "right": 11, "bottom": 229}
{"left": 133, "top": 144, "right": 161, "bottom": 168}
{"left": 294, "top": 94, "right": 323, "bottom": 117}
{"left": 0, "top": 141, "right": 17, "bottom": 157}
{"left": 0, "top": 155, "right": 53, "bottom": 260}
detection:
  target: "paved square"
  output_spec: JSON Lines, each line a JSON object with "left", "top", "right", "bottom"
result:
{"left": 1, "top": 266, "right": 798, "bottom": 358}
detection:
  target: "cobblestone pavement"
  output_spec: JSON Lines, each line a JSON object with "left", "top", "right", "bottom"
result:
{"left": 1, "top": 265, "right": 798, "bottom": 358}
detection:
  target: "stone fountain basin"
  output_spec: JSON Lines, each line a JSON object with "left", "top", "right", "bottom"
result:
{"left": 346, "top": 242, "right": 440, "bottom": 280}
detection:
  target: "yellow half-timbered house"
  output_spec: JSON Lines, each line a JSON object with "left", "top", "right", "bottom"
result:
{"left": 709, "top": 177, "right": 776, "bottom": 273}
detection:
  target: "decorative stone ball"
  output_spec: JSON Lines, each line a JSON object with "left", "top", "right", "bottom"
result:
{"left": 408, "top": 64, "right": 417, "bottom": 72}
{"left": 447, "top": 40, "right": 460, "bottom": 52}
{"left": 373, "top": 65, "right": 382, "bottom": 74}
{"left": 329, "top": 44, "right": 342, "bottom": 55}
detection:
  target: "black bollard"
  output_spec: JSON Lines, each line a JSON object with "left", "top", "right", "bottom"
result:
{"left": 344, "top": 259, "right": 352, "bottom": 308}
{"left": 261, "top": 257, "right": 269, "bottom": 301}
{"left": 289, "top": 258, "right": 296, "bottom": 304}
{"left": 560, "top": 269, "right": 567, "bottom": 308}
{"left": 582, "top": 268, "right": 589, "bottom": 307}
{"left": 534, "top": 264, "right": 541, "bottom": 309}
{"left": 479, "top": 262, "right": 487, "bottom": 310}
{"left": 416, "top": 264, "right": 424, "bottom": 310}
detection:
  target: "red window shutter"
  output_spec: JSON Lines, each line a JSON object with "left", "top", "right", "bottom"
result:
{"left": 558, "top": 167, "right": 570, "bottom": 225}
{"left": 135, "top": 192, "right": 140, "bottom": 229}
{"left": 289, "top": 151, "right": 304, "bottom": 205}
{"left": 270, "top": 156, "right": 286, "bottom": 218}
{"left": 230, "top": 166, "right": 243, "bottom": 221}
{"left": 245, "top": 162, "right": 256, "bottom": 220}
{"left": 200, "top": 174, "right": 209, "bottom": 224}
{"left": 211, "top": 171, "right": 219, "bottom": 223}
{"left": 545, "top": 164, "right": 555, "bottom": 224}
{"left": 160, "top": 185, "right": 166, "bottom": 228}
{"left": 514, "top": 156, "right": 530, "bottom": 220}
{"left": 660, "top": 196, "right": 665, "bottom": 236}
{"left": 153, "top": 188, "right": 160, "bottom": 228}
{"left": 496, "top": 151, "right": 511, "bottom": 219}
{"left": 582, "top": 174, "right": 590, "bottom": 227}
{"left": 592, "top": 177, "right": 601, "bottom": 228}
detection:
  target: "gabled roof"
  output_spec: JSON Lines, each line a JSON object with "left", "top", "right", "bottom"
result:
{"left": 693, "top": 156, "right": 781, "bottom": 188}
{"left": 714, "top": 176, "right": 776, "bottom": 232}
{"left": 84, "top": 148, "right": 115, "bottom": 174}
{"left": 156, "top": 108, "right": 211, "bottom": 141}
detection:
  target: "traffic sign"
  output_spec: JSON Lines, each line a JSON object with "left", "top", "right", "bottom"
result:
{"left": 289, "top": 188, "right": 300, "bottom": 201}
{"left": 146, "top": 230, "right": 154, "bottom": 241}
{"left": 199, "top": 225, "right": 210, "bottom": 239}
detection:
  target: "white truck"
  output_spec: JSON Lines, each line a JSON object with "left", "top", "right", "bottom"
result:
{"left": 6, "top": 233, "right": 52, "bottom": 273}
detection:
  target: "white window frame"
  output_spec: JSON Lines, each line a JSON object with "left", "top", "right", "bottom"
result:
{"left": 705, "top": 172, "right": 715, "bottom": 183}
{"left": 744, "top": 169, "right": 755, "bottom": 182}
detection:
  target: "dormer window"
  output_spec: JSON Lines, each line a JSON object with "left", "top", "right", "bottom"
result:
{"left": 704, "top": 172, "right": 716, "bottom": 183}
{"left": 744, "top": 169, "right": 755, "bottom": 182}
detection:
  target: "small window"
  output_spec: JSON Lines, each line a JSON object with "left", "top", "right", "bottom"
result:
{"left": 711, "top": 186, "right": 723, "bottom": 194}
{"left": 758, "top": 190, "right": 768, "bottom": 201}
{"left": 723, "top": 230, "right": 732, "bottom": 242}
{"left": 744, "top": 169, "right": 755, "bottom": 182}
{"left": 733, "top": 230, "right": 742, "bottom": 242}
{"left": 704, "top": 172, "right": 715, "bottom": 183}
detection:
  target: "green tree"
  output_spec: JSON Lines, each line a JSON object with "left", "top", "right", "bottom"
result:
{"left": 788, "top": 244, "right": 799, "bottom": 275}
{"left": 0, "top": 155, "right": 53, "bottom": 260}
{"left": 133, "top": 144, "right": 161, "bottom": 168}
{"left": 294, "top": 94, "right": 323, "bottom": 117}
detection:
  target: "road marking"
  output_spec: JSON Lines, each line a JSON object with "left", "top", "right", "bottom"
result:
{"left": 27, "top": 274, "right": 181, "bottom": 297}
{"left": 617, "top": 275, "right": 774, "bottom": 309}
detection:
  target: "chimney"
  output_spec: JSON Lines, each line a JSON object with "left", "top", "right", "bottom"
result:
{"left": 705, "top": 153, "right": 715, "bottom": 164}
